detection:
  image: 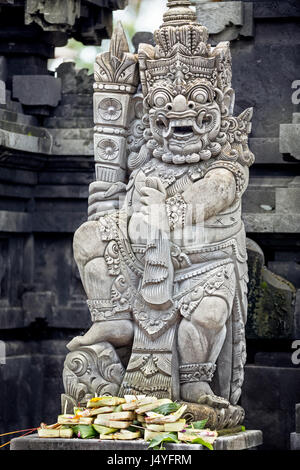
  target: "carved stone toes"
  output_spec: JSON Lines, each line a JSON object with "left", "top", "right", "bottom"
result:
{"left": 182, "top": 402, "right": 245, "bottom": 430}
{"left": 66, "top": 336, "right": 83, "bottom": 352}
{"left": 197, "top": 394, "right": 230, "bottom": 409}
{"left": 215, "top": 405, "right": 245, "bottom": 429}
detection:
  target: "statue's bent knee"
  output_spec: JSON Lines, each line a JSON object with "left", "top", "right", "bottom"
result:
{"left": 73, "top": 220, "right": 104, "bottom": 267}
{"left": 191, "top": 297, "right": 229, "bottom": 331}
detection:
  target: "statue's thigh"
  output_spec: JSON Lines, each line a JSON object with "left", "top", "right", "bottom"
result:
{"left": 73, "top": 220, "right": 107, "bottom": 267}
{"left": 190, "top": 269, "right": 237, "bottom": 331}
{"left": 191, "top": 296, "right": 230, "bottom": 331}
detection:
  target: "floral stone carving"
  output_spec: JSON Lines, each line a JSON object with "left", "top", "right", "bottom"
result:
{"left": 63, "top": 0, "right": 254, "bottom": 427}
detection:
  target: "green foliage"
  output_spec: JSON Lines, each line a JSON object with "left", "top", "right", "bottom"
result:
{"left": 187, "top": 419, "right": 208, "bottom": 430}
{"left": 190, "top": 437, "right": 213, "bottom": 451}
{"left": 148, "top": 432, "right": 179, "bottom": 450}
{"left": 92, "top": 424, "right": 117, "bottom": 435}
{"left": 152, "top": 402, "right": 181, "bottom": 415}
{"left": 72, "top": 424, "right": 98, "bottom": 439}
{"left": 114, "top": 405, "right": 123, "bottom": 412}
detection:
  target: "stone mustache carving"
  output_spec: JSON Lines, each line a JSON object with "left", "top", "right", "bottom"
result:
{"left": 62, "top": 0, "right": 254, "bottom": 428}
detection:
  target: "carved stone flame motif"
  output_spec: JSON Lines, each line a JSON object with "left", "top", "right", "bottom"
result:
{"left": 64, "top": 0, "right": 254, "bottom": 427}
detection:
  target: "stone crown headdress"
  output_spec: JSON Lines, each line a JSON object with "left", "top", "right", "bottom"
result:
{"left": 139, "top": 0, "right": 232, "bottom": 97}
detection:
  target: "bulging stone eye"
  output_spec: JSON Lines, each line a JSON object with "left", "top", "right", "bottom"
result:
{"left": 153, "top": 91, "right": 171, "bottom": 108}
{"left": 190, "top": 87, "right": 209, "bottom": 104}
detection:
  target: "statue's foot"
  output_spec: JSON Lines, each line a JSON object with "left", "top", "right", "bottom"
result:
{"left": 181, "top": 382, "right": 230, "bottom": 409}
{"left": 67, "top": 322, "right": 106, "bottom": 351}
{"left": 67, "top": 320, "right": 134, "bottom": 352}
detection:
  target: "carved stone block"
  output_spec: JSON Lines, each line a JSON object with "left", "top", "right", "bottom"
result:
{"left": 193, "top": 1, "right": 244, "bottom": 35}
{"left": 12, "top": 75, "right": 61, "bottom": 107}
{"left": 94, "top": 164, "right": 125, "bottom": 184}
{"left": 93, "top": 92, "right": 130, "bottom": 128}
{"left": 280, "top": 113, "right": 300, "bottom": 160}
{"left": 94, "top": 133, "right": 127, "bottom": 170}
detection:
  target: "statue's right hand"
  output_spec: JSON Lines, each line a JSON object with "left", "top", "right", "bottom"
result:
{"left": 88, "top": 181, "right": 126, "bottom": 220}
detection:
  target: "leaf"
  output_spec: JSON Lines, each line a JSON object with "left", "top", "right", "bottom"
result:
{"left": 148, "top": 432, "right": 179, "bottom": 449}
{"left": 113, "top": 405, "right": 123, "bottom": 412}
{"left": 72, "top": 424, "right": 98, "bottom": 439}
{"left": 189, "top": 419, "right": 208, "bottom": 430}
{"left": 92, "top": 424, "right": 117, "bottom": 435}
{"left": 127, "top": 425, "right": 143, "bottom": 433}
{"left": 191, "top": 437, "right": 214, "bottom": 450}
{"left": 151, "top": 403, "right": 181, "bottom": 416}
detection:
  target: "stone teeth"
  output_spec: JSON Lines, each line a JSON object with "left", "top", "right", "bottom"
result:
{"left": 171, "top": 119, "right": 194, "bottom": 128}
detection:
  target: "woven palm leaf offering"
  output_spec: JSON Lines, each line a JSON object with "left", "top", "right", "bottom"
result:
{"left": 36, "top": 395, "right": 247, "bottom": 449}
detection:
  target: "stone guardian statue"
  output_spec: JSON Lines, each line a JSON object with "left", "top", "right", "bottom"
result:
{"left": 62, "top": 0, "right": 254, "bottom": 429}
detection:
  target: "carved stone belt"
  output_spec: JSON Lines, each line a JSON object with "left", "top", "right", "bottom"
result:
{"left": 87, "top": 299, "right": 131, "bottom": 322}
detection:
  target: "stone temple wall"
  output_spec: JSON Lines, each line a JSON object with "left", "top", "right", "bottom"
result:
{"left": 0, "top": 0, "right": 299, "bottom": 450}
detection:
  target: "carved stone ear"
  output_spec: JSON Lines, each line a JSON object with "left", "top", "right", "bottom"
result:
{"left": 138, "top": 42, "right": 156, "bottom": 58}
{"left": 223, "top": 88, "right": 235, "bottom": 115}
{"left": 138, "top": 43, "right": 156, "bottom": 98}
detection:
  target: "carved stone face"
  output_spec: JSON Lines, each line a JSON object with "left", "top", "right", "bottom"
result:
{"left": 148, "top": 77, "right": 221, "bottom": 160}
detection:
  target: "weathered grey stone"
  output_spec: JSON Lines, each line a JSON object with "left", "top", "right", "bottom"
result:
{"left": 0, "top": 80, "right": 5, "bottom": 105}
{"left": 193, "top": 1, "right": 244, "bottom": 35}
{"left": 248, "top": 138, "right": 283, "bottom": 164}
{"left": 296, "top": 404, "right": 300, "bottom": 434}
{"left": 48, "top": 127, "right": 94, "bottom": 156}
{"left": 0, "top": 56, "right": 7, "bottom": 82}
{"left": 291, "top": 432, "right": 300, "bottom": 450}
{"left": 292, "top": 113, "right": 300, "bottom": 124}
{"left": 268, "top": 262, "right": 300, "bottom": 290}
{"left": 0, "top": 211, "right": 32, "bottom": 233}
{"left": 280, "top": 114, "right": 300, "bottom": 159}
{"left": 0, "top": 108, "right": 38, "bottom": 126}
{"left": 1, "top": 90, "right": 23, "bottom": 114}
{"left": 243, "top": 213, "right": 300, "bottom": 233}
{"left": 43, "top": 116, "right": 94, "bottom": 128}
{"left": 254, "top": 352, "right": 298, "bottom": 368}
{"left": 55, "top": 62, "right": 93, "bottom": 95}
{"left": 242, "top": 366, "right": 300, "bottom": 450}
{"left": 295, "top": 290, "right": 300, "bottom": 339}
{"left": 240, "top": 2, "right": 254, "bottom": 38}
{"left": 10, "top": 430, "right": 263, "bottom": 451}
{"left": 246, "top": 238, "right": 296, "bottom": 340}
{"left": 0, "top": 356, "right": 45, "bottom": 446}
{"left": 22, "top": 291, "right": 57, "bottom": 325}
{"left": 253, "top": 0, "right": 300, "bottom": 19}
{"left": 231, "top": 40, "right": 299, "bottom": 139}
{"left": 192, "top": 1, "right": 253, "bottom": 42}
{"left": 132, "top": 31, "right": 155, "bottom": 53}
{"left": 12, "top": 75, "right": 62, "bottom": 107}
{"left": 0, "top": 120, "right": 52, "bottom": 154}
{"left": 56, "top": 62, "right": 77, "bottom": 94}
{"left": 25, "top": 0, "right": 81, "bottom": 30}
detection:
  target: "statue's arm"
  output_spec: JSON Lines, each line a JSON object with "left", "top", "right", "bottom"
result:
{"left": 180, "top": 167, "right": 239, "bottom": 223}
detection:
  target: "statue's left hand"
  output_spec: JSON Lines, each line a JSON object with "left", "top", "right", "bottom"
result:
{"left": 138, "top": 177, "right": 169, "bottom": 232}
{"left": 140, "top": 177, "right": 167, "bottom": 210}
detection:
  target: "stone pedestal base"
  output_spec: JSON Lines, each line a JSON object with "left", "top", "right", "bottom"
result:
{"left": 10, "top": 430, "right": 263, "bottom": 451}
